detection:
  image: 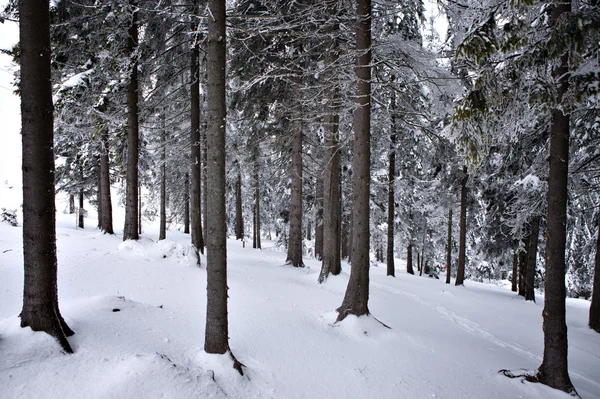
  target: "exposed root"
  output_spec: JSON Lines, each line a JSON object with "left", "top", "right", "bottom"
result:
{"left": 499, "top": 369, "right": 580, "bottom": 398}
{"left": 229, "top": 351, "right": 245, "bottom": 376}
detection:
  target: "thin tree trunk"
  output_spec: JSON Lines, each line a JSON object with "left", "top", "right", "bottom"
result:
{"left": 341, "top": 215, "right": 348, "bottom": 259}
{"left": 407, "top": 243, "right": 414, "bottom": 275}
{"left": 526, "top": 216, "right": 540, "bottom": 302}
{"left": 455, "top": 165, "right": 468, "bottom": 286}
{"left": 69, "top": 194, "right": 75, "bottom": 214}
{"left": 589, "top": 204, "right": 600, "bottom": 332}
{"left": 253, "top": 145, "right": 261, "bottom": 249}
{"left": 235, "top": 170, "right": 243, "bottom": 240}
{"left": 97, "top": 169, "right": 102, "bottom": 229}
{"left": 511, "top": 251, "right": 518, "bottom": 292}
{"left": 518, "top": 237, "right": 528, "bottom": 297}
{"left": 337, "top": 0, "right": 371, "bottom": 322}
{"left": 159, "top": 125, "right": 167, "bottom": 240}
{"left": 184, "top": 172, "right": 190, "bottom": 234}
{"left": 190, "top": 13, "right": 204, "bottom": 256}
{"left": 536, "top": 1, "right": 575, "bottom": 392}
{"left": 314, "top": 176, "right": 324, "bottom": 260}
{"left": 19, "top": 0, "right": 73, "bottom": 353}
{"left": 123, "top": 7, "right": 139, "bottom": 241}
{"left": 78, "top": 185, "right": 84, "bottom": 229}
{"left": 99, "top": 128, "right": 114, "bottom": 234}
{"left": 446, "top": 208, "right": 452, "bottom": 284}
{"left": 307, "top": 220, "right": 312, "bottom": 241}
{"left": 286, "top": 109, "right": 304, "bottom": 267}
{"left": 386, "top": 108, "right": 396, "bottom": 277}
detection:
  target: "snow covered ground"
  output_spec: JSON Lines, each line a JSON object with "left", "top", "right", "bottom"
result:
{"left": 1, "top": 197, "right": 599, "bottom": 399}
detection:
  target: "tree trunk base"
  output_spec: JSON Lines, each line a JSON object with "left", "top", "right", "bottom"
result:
{"left": 499, "top": 369, "right": 579, "bottom": 397}
{"left": 20, "top": 304, "right": 74, "bottom": 353}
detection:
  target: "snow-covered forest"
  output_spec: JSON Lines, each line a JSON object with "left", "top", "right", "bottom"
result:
{"left": 0, "top": 0, "right": 599, "bottom": 397}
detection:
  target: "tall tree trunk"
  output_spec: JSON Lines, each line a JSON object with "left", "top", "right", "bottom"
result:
{"left": 407, "top": 243, "right": 414, "bottom": 275}
{"left": 190, "top": 12, "right": 204, "bottom": 256}
{"left": 204, "top": 0, "right": 240, "bottom": 374}
{"left": 286, "top": 111, "right": 304, "bottom": 267}
{"left": 320, "top": 22, "right": 341, "bottom": 282}
{"left": 314, "top": 176, "right": 324, "bottom": 260}
{"left": 337, "top": 0, "right": 371, "bottom": 322}
{"left": 235, "top": 170, "right": 244, "bottom": 240}
{"left": 386, "top": 103, "right": 396, "bottom": 277}
{"left": 446, "top": 208, "right": 452, "bottom": 284}
{"left": 159, "top": 125, "right": 167, "bottom": 240}
{"left": 536, "top": 1, "right": 575, "bottom": 393}
{"left": 97, "top": 170, "right": 102, "bottom": 229}
{"left": 123, "top": 7, "right": 139, "bottom": 241}
{"left": 253, "top": 145, "right": 261, "bottom": 249}
{"left": 455, "top": 166, "right": 468, "bottom": 286}
{"left": 526, "top": 216, "right": 540, "bottom": 302}
{"left": 19, "top": 0, "right": 73, "bottom": 353}
{"left": 307, "top": 220, "right": 312, "bottom": 241}
{"left": 69, "top": 194, "right": 75, "bottom": 214}
{"left": 99, "top": 128, "right": 114, "bottom": 234}
{"left": 511, "top": 251, "right": 518, "bottom": 292}
{"left": 184, "top": 172, "right": 190, "bottom": 234}
{"left": 589, "top": 204, "right": 600, "bottom": 332}
{"left": 138, "top": 185, "right": 142, "bottom": 235}
{"left": 341, "top": 215, "right": 348, "bottom": 259}
{"left": 518, "top": 237, "right": 528, "bottom": 297}
{"left": 78, "top": 185, "right": 84, "bottom": 229}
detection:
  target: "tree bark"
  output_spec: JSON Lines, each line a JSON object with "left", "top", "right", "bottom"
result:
{"left": 138, "top": 185, "right": 142, "bottom": 235}
{"left": 407, "top": 243, "right": 414, "bottom": 275}
{"left": 589, "top": 204, "right": 600, "bottom": 332}
{"left": 69, "top": 194, "right": 75, "bottom": 214}
{"left": 386, "top": 107, "right": 396, "bottom": 277}
{"left": 253, "top": 145, "right": 261, "bottom": 249}
{"left": 337, "top": 0, "right": 371, "bottom": 322}
{"left": 235, "top": 170, "right": 244, "bottom": 240}
{"left": 99, "top": 128, "right": 114, "bottom": 234}
{"left": 314, "top": 176, "right": 324, "bottom": 260}
{"left": 536, "top": 1, "right": 575, "bottom": 393}
{"left": 159, "top": 123, "right": 167, "bottom": 240}
{"left": 526, "top": 216, "right": 540, "bottom": 302}
{"left": 518, "top": 237, "right": 528, "bottom": 297}
{"left": 286, "top": 108, "right": 304, "bottom": 267}
{"left": 446, "top": 208, "right": 452, "bottom": 284}
{"left": 190, "top": 9, "right": 204, "bottom": 255}
{"left": 341, "top": 215, "right": 348, "bottom": 259}
{"left": 123, "top": 7, "right": 139, "bottom": 241}
{"left": 455, "top": 166, "right": 468, "bottom": 286}
{"left": 511, "top": 251, "right": 518, "bottom": 292}
{"left": 19, "top": 0, "right": 74, "bottom": 353}
{"left": 184, "top": 172, "right": 190, "bottom": 234}
{"left": 78, "top": 185, "right": 84, "bottom": 229}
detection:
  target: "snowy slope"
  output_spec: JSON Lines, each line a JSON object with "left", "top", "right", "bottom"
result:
{"left": 1, "top": 204, "right": 599, "bottom": 399}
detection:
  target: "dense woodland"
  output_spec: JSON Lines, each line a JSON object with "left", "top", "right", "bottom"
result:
{"left": 2, "top": 0, "right": 600, "bottom": 396}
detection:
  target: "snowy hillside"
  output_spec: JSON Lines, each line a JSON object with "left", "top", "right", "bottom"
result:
{"left": 1, "top": 205, "right": 599, "bottom": 399}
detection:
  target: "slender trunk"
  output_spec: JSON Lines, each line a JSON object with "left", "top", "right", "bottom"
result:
{"left": 97, "top": 169, "right": 102, "bottom": 229}
{"left": 69, "top": 194, "right": 75, "bottom": 214}
{"left": 184, "top": 172, "right": 190, "bottom": 234}
{"left": 235, "top": 170, "right": 244, "bottom": 240}
{"left": 99, "top": 128, "right": 114, "bottom": 234}
{"left": 138, "top": 185, "right": 142, "bottom": 235}
{"left": 537, "top": 2, "right": 575, "bottom": 392}
{"left": 525, "top": 216, "right": 540, "bottom": 301}
{"left": 307, "top": 220, "right": 312, "bottom": 241}
{"left": 386, "top": 113, "right": 396, "bottom": 277}
{"left": 446, "top": 208, "right": 452, "bottom": 284}
{"left": 190, "top": 20, "right": 204, "bottom": 255}
{"left": 337, "top": 0, "right": 371, "bottom": 321}
{"left": 78, "top": 185, "right": 84, "bottom": 229}
{"left": 589, "top": 204, "right": 600, "bottom": 332}
{"left": 511, "top": 251, "right": 518, "bottom": 292}
{"left": 407, "top": 243, "right": 414, "bottom": 275}
{"left": 253, "top": 146, "right": 261, "bottom": 249}
{"left": 518, "top": 237, "right": 528, "bottom": 297}
{"left": 123, "top": 7, "right": 139, "bottom": 241}
{"left": 341, "top": 215, "right": 348, "bottom": 259}
{"left": 419, "top": 246, "right": 424, "bottom": 276}
{"left": 286, "top": 109, "right": 303, "bottom": 267}
{"left": 19, "top": 0, "right": 73, "bottom": 352}
{"left": 159, "top": 125, "right": 167, "bottom": 240}
{"left": 314, "top": 176, "right": 324, "bottom": 260}
{"left": 455, "top": 166, "right": 468, "bottom": 286}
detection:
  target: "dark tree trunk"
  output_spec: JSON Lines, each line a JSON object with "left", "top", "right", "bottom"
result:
{"left": 99, "top": 128, "right": 114, "bottom": 234}
{"left": 536, "top": 2, "right": 575, "bottom": 392}
{"left": 204, "top": 0, "right": 240, "bottom": 374}
{"left": 97, "top": 170, "right": 102, "bottom": 229}
{"left": 386, "top": 112, "right": 396, "bottom": 277}
{"left": 202, "top": 110, "right": 208, "bottom": 244}
{"left": 407, "top": 243, "right": 414, "bottom": 275}
{"left": 286, "top": 113, "right": 304, "bottom": 267}
{"left": 341, "top": 215, "right": 348, "bottom": 259}
{"left": 19, "top": 0, "right": 73, "bottom": 353}
{"left": 306, "top": 220, "right": 312, "bottom": 241}
{"left": 590, "top": 204, "right": 600, "bottom": 332}
{"left": 123, "top": 8, "right": 139, "bottom": 241}
{"left": 455, "top": 166, "right": 468, "bottom": 286}
{"left": 184, "top": 172, "right": 190, "bottom": 234}
{"left": 138, "top": 185, "right": 142, "bottom": 235}
{"left": 518, "top": 238, "right": 528, "bottom": 297}
{"left": 253, "top": 145, "right": 261, "bottom": 249}
{"left": 511, "top": 252, "right": 518, "bottom": 292}
{"left": 69, "top": 194, "right": 75, "bottom": 214}
{"left": 314, "top": 176, "right": 324, "bottom": 260}
{"left": 159, "top": 124, "right": 167, "bottom": 240}
{"left": 235, "top": 170, "right": 244, "bottom": 240}
{"left": 446, "top": 208, "right": 452, "bottom": 284}
{"left": 337, "top": 0, "right": 371, "bottom": 322}
{"left": 526, "top": 216, "right": 540, "bottom": 302}
{"left": 419, "top": 247, "right": 424, "bottom": 276}
{"left": 417, "top": 251, "right": 420, "bottom": 273}
{"left": 190, "top": 12, "right": 204, "bottom": 255}
{"left": 78, "top": 185, "right": 84, "bottom": 229}
{"left": 320, "top": 26, "right": 341, "bottom": 282}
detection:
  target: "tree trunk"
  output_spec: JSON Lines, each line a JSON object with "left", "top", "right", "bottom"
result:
{"left": 286, "top": 110, "right": 303, "bottom": 267}
{"left": 386, "top": 112, "right": 396, "bottom": 277}
{"left": 123, "top": 7, "right": 139, "bottom": 241}
{"left": 518, "top": 237, "right": 528, "bottom": 297}
{"left": 235, "top": 170, "right": 244, "bottom": 240}
{"left": 419, "top": 246, "right": 424, "bottom": 276}
{"left": 536, "top": 2, "right": 575, "bottom": 393}
{"left": 69, "top": 194, "right": 75, "bottom": 214}
{"left": 455, "top": 165, "right": 468, "bottom": 286}
{"left": 417, "top": 251, "right": 420, "bottom": 273}
{"left": 589, "top": 204, "right": 600, "bottom": 332}
{"left": 184, "top": 172, "right": 190, "bottom": 234}
{"left": 97, "top": 170, "right": 102, "bottom": 229}
{"left": 204, "top": 0, "right": 240, "bottom": 374}
{"left": 19, "top": 0, "right": 73, "bottom": 353}
{"left": 341, "top": 215, "right": 348, "bottom": 259}
{"left": 446, "top": 208, "right": 452, "bottom": 284}
{"left": 78, "top": 185, "right": 84, "bottom": 229}
{"left": 190, "top": 15, "right": 204, "bottom": 256}
{"left": 314, "top": 176, "right": 324, "bottom": 260}
{"left": 253, "top": 145, "right": 261, "bottom": 249}
{"left": 138, "top": 185, "right": 142, "bottom": 235}
{"left": 526, "top": 216, "right": 540, "bottom": 302}
{"left": 337, "top": 0, "right": 371, "bottom": 322}
{"left": 511, "top": 252, "right": 518, "bottom": 292}
{"left": 407, "top": 243, "right": 414, "bottom": 275}
{"left": 307, "top": 220, "right": 312, "bottom": 241}
{"left": 159, "top": 125, "right": 167, "bottom": 240}
{"left": 99, "top": 128, "right": 114, "bottom": 234}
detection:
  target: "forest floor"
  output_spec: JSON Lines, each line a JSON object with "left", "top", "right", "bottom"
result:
{"left": 1, "top": 196, "right": 599, "bottom": 399}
